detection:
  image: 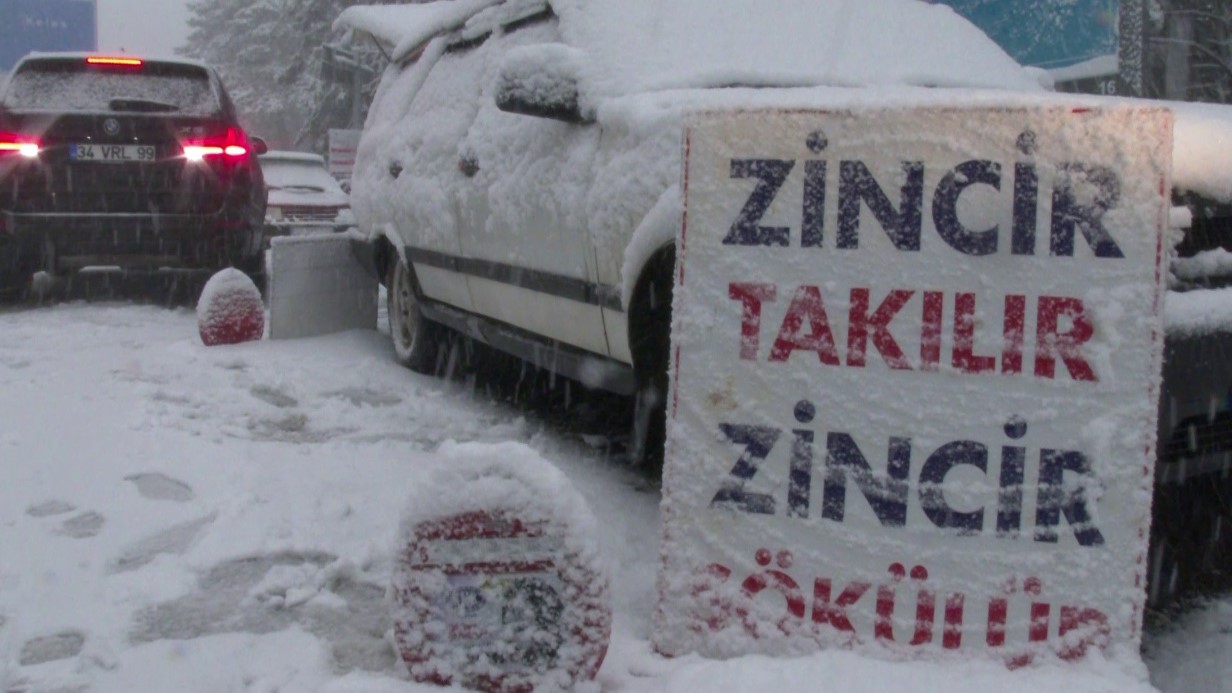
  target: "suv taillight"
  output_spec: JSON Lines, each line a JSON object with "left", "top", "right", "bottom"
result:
{"left": 0, "top": 132, "right": 40, "bottom": 158}
{"left": 86, "top": 56, "right": 144, "bottom": 67}
{"left": 181, "top": 127, "right": 251, "bottom": 162}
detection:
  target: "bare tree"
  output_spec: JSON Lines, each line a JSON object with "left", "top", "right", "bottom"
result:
{"left": 1147, "top": 0, "right": 1232, "bottom": 103}
{"left": 181, "top": 0, "right": 395, "bottom": 151}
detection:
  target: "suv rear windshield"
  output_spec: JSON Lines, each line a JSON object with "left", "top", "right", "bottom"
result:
{"left": 3, "top": 59, "right": 220, "bottom": 116}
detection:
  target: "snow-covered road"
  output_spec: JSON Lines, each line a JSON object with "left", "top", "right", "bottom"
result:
{"left": 0, "top": 303, "right": 1226, "bottom": 691}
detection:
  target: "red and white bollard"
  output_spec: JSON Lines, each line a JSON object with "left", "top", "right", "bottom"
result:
{"left": 197, "top": 268, "right": 264, "bottom": 346}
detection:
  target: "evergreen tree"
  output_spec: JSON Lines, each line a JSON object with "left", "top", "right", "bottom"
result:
{"left": 181, "top": 0, "right": 393, "bottom": 151}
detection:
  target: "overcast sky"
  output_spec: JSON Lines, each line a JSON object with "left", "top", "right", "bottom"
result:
{"left": 97, "top": 0, "right": 192, "bottom": 58}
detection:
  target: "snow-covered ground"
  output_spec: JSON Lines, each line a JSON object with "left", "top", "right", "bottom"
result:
{"left": 0, "top": 302, "right": 1227, "bottom": 692}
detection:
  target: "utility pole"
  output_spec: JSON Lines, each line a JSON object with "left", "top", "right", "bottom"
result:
{"left": 321, "top": 43, "right": 375, "bottom": 128}
{"left": 1118, "top": 0, "right": 1147, "bottom": 97}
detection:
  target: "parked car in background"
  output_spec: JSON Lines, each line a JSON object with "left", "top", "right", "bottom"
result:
{"left": 341, "top": 0, "right": 1232, "bottom": 608}
{"left": 0, "top": 53, "right": 267, "bottom": 299}
{"left": 259, "top": 150, "right": 353, "bottom": 246}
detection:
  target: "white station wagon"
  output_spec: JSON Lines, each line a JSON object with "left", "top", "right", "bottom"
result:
{"left": 338, "top": 0, "right": 1232, "bottom": 552}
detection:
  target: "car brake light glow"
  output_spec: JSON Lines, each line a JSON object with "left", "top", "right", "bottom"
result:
{"left": 182, "top": 127, "right": 251, "bottom": 162}
{"left": 86, "top": 56, "right": 144, "bottom": 67}
{"left": 0, "top": 132, "right": 40, "bottom": 158}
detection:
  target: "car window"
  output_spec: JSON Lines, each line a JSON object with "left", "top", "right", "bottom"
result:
{"left": 3, "top": 59, "right": 220, "bottom": 116}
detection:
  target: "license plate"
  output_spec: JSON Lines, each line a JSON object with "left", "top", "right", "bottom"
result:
{"left": 71, "top": 143, "right": 157, "bottom": 162}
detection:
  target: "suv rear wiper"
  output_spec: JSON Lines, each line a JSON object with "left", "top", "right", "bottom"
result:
{"left": 108, "top": 98, "right": 179, "bottom": 113}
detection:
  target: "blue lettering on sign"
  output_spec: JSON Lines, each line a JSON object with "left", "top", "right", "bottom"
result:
{"left": 723, "top": 159, "right": 795, "bottom": 246}
{"left": 933, "top": 160, "right": 1001, "bottom": 256}
{"left": 720, "top": 146, "right": 1126, "bottom": 259}
{"left": 709, "top": 406, "right": 1106, "bottom": 547}
{"left": 1050, "top": 163, "right": 1124, "bottom": 258}
{"left": 710, "top": 424, "right": 781, "bottom": 515}
{"left": 838, "top": 161, "right": 924, "bottom": 251}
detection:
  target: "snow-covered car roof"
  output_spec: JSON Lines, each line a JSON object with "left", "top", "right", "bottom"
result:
{"left": 338, "top": 0, "right": 1040, "bottom": 93}
{"left": 337, "top": 0, "right": 1232, "bottom": 204}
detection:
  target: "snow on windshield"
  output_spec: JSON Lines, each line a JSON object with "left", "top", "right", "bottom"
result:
{"left": 261, "top": 157, "right": 344, "bottom": 193}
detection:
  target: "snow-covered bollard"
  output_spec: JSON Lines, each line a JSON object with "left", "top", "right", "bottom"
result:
{"left": 197, "top": 268, "right": 264, "bottom": 346}
{"left": 393, "top": 441, "right": 611, "bottom": 692}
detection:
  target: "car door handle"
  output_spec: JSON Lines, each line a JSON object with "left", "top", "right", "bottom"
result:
{"left": 389, "top": 161, "right": 403, "bottom": 179}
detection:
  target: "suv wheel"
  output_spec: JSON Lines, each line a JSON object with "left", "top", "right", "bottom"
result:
{"left": 387, "top": 258, "right": 442, "bottom": 373}
{"left": 629, "top": 247, "right": 675, "bottom": 475}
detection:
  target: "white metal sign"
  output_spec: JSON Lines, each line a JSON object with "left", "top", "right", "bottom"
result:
{"left": 327, "top": 128, "right": 362, "bottom": 182}
{"left": 656, "top": 106, "right": 1172, "bottom": 663}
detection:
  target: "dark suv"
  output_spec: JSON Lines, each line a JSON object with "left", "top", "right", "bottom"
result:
{"left": 0, "top": 53, "right": 266, "bottom": 299}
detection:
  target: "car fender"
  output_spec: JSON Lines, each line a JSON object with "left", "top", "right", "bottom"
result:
{"left": 621, "top": 183, "right": 681, "bottom": 310}
{"left": 360, "top": 222, "right": 408, "bottom": 283}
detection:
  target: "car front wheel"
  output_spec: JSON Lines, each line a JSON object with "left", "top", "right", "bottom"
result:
{"left": 387, "top": 258, "right": 442, "bottom": 373}
{"left": 629, "top": 247, "right": 675, "bottom": 475}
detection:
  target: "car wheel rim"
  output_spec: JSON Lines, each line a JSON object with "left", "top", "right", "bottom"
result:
{"left": 393, "top": 264, "right": 417, "bottom": 350}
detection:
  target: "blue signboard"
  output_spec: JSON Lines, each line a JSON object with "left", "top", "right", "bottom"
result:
{"left": 0, "top": 0, "right": 97, "bottom": 71}
{"left": 936, "top": 0, "right": 1119, "bottom": 73}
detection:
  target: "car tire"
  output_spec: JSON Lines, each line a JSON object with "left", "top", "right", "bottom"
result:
{"left": 629, "top": 247, "right": 675, "bottom": 475}
{"left": 0, "top": 237, "right": 22, "bottom": 298}
{"left": 387, "top": 257, "right": 443, "bottom": 373}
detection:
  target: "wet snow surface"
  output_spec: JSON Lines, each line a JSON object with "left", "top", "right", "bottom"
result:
{"left": 0, "top": 302, "right": 1227, "bottom": 691}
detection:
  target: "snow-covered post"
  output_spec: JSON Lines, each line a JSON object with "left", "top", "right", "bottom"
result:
{"left": 392, "top": 441, "right": 611, "bottom": 691}
{"left": 197, "top": 268, "right": 264, "bottom": 346}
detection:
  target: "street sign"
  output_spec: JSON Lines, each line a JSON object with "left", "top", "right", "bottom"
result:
{"left": 656, "top": 106, "right": 1172, "bottom": 664}
{"left": 327, "top": 129, "right": 362, "bottom": 183}
{"left": 0, "top": 0, "right": 97, "bottom": 71}
{"left": 393, "top": 443, "right": 611, "bottom": 690}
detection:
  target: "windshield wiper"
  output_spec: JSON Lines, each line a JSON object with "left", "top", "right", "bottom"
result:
{"left": 108, "top": 98, "right": 179, "bottom": 113}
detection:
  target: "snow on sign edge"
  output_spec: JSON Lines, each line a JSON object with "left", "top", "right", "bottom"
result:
{"left": 656, "top": 105, "right": 1172, "bottom": 665}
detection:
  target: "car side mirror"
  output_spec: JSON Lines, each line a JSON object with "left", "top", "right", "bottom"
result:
{"left": 251, "top": 136, "right": 269, "bottom": 156}
{"left": 495, "top": 44, "right": 594, "bottom": 125}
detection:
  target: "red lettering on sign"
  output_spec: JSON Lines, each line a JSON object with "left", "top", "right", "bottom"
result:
{"left": 729, "top": 283, "right": 777, "bottom": 360}
{"left": 812, "top": 578, "right": 871, "bottom": 634}
{"left": 1002, "top": 294, "right": 1027, "bottom": 375}
{"left": 953, "top": 292, "right": 997, "bottom": 374}
{"left": 920, "top": 290, "right": 944, "bottom": 372}
{"left": 690, "top": 558, "right": 1110, "bottom": 660}
{"left": 731, "top": 282, "right": 1100, "bottom": 383}
{"left": 848, "top": 288, "right": 914, "bottom": 369}
{"left": 770, "top": 286, "right": 840, "bottom": 365}
{"left": 1058, "top": 606, "right": 1111, "bottom": 659}
{"left": 1034, "top": 296, "right": 1096, "bottom": 381}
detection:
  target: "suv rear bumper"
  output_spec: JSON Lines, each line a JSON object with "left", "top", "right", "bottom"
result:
{"left": 1, "top": 211, "right": 260, "bottom": 272}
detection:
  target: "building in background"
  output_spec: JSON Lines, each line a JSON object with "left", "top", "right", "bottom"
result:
{"left": 1, "top": 0, "right": 97, "bottom": 72}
